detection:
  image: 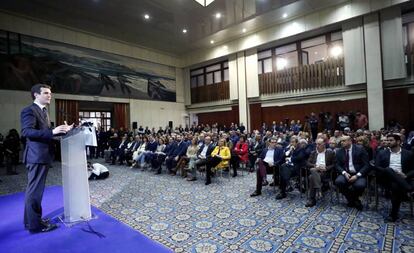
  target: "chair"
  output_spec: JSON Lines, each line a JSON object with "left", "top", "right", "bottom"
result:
{"left": 363, "top": 170, "right": 378, "bottom": 210}
{"left": 238, "top": 161, "right": 248, "bottom": 176}
{"left": 271, "top": 164, "right": 280, "bottom": 194}
{"left": 215, "top": 166, "right": 231, "bottom": 182}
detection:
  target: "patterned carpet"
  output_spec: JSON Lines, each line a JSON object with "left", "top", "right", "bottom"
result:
{"left": 1, "top": 160, "right": 413, "bottom": 253}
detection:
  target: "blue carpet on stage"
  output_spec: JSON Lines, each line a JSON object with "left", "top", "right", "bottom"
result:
{"left": 0, "top": 186, "right": 171, "bottom": 253}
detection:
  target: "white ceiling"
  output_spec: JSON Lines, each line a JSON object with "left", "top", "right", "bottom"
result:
{"left": 0, "top": 0, "right": 357, "bottom": 55}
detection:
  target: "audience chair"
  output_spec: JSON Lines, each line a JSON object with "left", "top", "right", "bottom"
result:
{"left": 215, "top": 166, "right": 231, "bottom": 182}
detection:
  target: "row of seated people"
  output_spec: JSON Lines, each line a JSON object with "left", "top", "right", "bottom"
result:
{"left": 249, "top": 134, "right": 413, "bottom": 222}
{"left": 102, "top": 129, "right": 413, "bottom": 221}
{"left": 104, "top": 132, "right": 262, "bottom": 185}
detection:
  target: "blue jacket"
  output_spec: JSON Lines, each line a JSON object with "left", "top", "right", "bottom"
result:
{"left": 21, "top": 103, "right": 54, "bottom": 164}
{"left": 146, "top": 140, "right": 158, "bottom": 152}
{"left": 259, "top": 147, "right": 284, "bottom": 165}
{"left": 197, "top": 143, "right": 215, "bottom": 158}
{"left": 168, "top": 141, "right": 188, "bottom": 157}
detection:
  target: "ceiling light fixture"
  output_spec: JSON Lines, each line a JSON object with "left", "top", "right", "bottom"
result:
{"left": 183, "top": 29, "right": 187, "bottom": 34}
{"left": 242, "top": 28, "right": 246, "bottom": 33}
{"left": 210, "top": 40, "right": 215, "bottom": 44}
{"left": 215, "top": 13, "right": 221, "bottom": 19}
{"left": 194, "top": 0, "right": 215, "bottom": 7}
{"left": 283, "top": 13, "right": 288, "bottom": 18}
{"left": 144, "top": 14, "right": 150, "bottom": 20}
{"left": 330, "top": 46, "right": 343, "bottom": 58}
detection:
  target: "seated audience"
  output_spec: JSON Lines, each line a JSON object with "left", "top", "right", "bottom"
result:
{"left": 165, "top": 134, "right": 188, "bottom": 175}
{"left": 335, "top": 135, "right": 370, "bottom": 210}
{"left": 153, "top": 138, "right": 168, "bottom": 174}
{"left": 204, "top": 138, "right": 231, "bottom": 185}
{"left": 375, "top": 134, "right": 414, "bottom": 222}
{"left": 192, "top": 136, "right": 215, "bottom": 181}
{"left": 250, "top": 137, "right": 284, "bottom": 197}
{"left": 132, "top": 136, "right": 148, "bottom": 168}
{"left": 248, "top": 134, "right": 264, "bottom": 172}
{"left": 305, "top": 138, "right": 336, "bottom": 207}
{"left": 276, "top": 137, "right": 308, "bottom": 199}
{"left": 230, "top": 135, "right": 248, "bottom": 177}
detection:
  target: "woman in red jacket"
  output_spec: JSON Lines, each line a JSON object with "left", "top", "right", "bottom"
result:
{"left": 230, "top": 135, "right": 249, "bottom": 177}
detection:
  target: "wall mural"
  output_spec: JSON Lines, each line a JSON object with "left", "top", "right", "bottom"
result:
{"left": 0, "top": 30, "right": 176, "bottom": 102}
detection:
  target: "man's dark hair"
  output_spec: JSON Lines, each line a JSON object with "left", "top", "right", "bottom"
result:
{"left": 387, "top": 133, "right": 401, "bottom": 142}
{"left": 31, "top": 83, "right": 51, "bottom": 100}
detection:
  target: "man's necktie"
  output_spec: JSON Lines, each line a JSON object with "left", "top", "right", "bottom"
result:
{"left": 42, "top": 107, "right": 51, "bottom": 128}
{"left": 345, "top": 149, "right": 350, "bottom": 172}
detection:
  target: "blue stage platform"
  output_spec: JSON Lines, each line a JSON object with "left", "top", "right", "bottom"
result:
{"left": 0, "top": 186, "right": 171, "bottom": 253}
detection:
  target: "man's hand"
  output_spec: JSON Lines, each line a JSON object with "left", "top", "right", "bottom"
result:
{"left": 52, "top": 122, "right": 73, "bottom": 135}
{"left": 343, "top": 172, "right": 351, "bottom": 181}
{"left": 396, "top": 171, "right": 407, "bottom": 179}
{"left": 317, "top": 165, "right": 326, "bottom": 172}
{"left": 348, "top": 175, "right": 358, "bottom": 183}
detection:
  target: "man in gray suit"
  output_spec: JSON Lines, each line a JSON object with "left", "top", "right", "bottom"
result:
{"left": 21, "top": 84, "right": 73, "bottom": 233}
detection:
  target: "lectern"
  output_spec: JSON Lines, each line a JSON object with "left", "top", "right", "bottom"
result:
{"left": 60, "top": 127, "right": 96, "bottom": 225}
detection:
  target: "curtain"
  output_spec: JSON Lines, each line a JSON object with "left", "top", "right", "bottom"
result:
{"left": 113, "top": 103, "right": 129, "bottom": 130}
{"left": 55, "top": 99, "right": 79, "bottom": 126}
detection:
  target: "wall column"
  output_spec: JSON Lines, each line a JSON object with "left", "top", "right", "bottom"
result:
{"left": 364, "top": 13, "right": 384, "bottom": 130}
{"left": 236, "top": 52, "right": 249, "bottom": 131}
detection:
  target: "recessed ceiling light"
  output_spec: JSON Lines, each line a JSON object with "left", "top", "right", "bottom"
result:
{"left": 210, "top": 40, "right": 214, "bottom": 44}
{"left": 242, "top": 28, "right": 246, "bottom": 33}
{"left": 144, "top": 14, "right": 150, "bottom": 20}
{"left": 283, "top": 13, "right": 288, "bottom": 18}
{"left": 215, "top": 13, "right": 221, "bottom": 19}
{"left": 182, "top": 29, "right": 187, "bottom": 33}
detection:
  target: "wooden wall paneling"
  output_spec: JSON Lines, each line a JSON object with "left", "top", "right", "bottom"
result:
{"left": 249, "top": 103, "right": 262, "bottom": 131}
{"left": 384, "top": 88, "right": 411, "bottom": 129}
{"left": 260, "top": 99, "right": 368, "bottom": 131}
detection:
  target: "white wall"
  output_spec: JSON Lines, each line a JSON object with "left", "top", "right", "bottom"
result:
{"left": 129, "top": 100, "right": 186, "bottom": 129}
{"left": 0, "top": 90, "right": 31, "bottom": 136}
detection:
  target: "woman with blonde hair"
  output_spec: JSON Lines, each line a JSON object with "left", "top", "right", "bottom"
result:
{"left": 204, "top": 138, "right": 231, "bottom": 185}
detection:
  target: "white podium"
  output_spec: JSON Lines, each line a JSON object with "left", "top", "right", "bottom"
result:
{"left": 60, "top": 127, "right": 96, "bottom": 225}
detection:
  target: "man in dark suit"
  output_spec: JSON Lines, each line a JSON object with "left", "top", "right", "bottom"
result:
{"left": 305, "top": 138, "right": 336, "bottom": 207}
{"left": 375, "top": 134, "right": 414, "bottom": 222}
{"left": 335, "top": 135, "right": 369, "bottom": 210}
{"left": 276, "top": 137, "right": 308, "bottom": 199}
{"left": 248, "top": 134, "right": 264, "bottom": 172}
{"left": 165, "top": 134, "right": 187, "bottom": 174}
{"left": 250, "top": 137, "right": 284, "bottom": 197}
{"left": 21, "top": 84, "right": 73, "bottom": 233}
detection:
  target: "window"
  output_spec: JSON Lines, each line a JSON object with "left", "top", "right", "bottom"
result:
{"left": 258, "top": 49, "right": 272, "bottom": 74}
{"left": 263, "top": 58, "right": 272, "bottom": 73}
{"left": 79, "top": 111, "right": 111, "bottom": 131}
{"left": 275, "top": 43, "right": 298, "bottom": 70}
{"left": 258, "top": 30, "right": 344, "bottom": 74}
{"left": 214, "top": 71, "right": 221, "bottom": 83}
{"left": 301, "top": 36, "right": 328, "bottom": 64}
{"left": 190, "top": 60, "right": 228, "bottom": 87}
{"left": 206, "top": 72, "right": 214, "bottom": 85}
